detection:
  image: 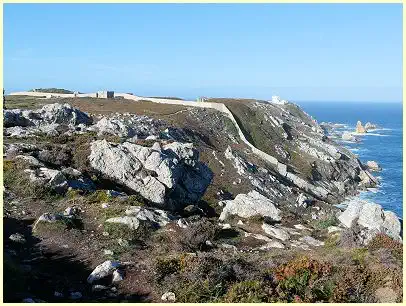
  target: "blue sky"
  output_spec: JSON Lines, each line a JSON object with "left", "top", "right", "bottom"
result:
{"left": 4, "top": 3, "right": 402, "bottom": 102}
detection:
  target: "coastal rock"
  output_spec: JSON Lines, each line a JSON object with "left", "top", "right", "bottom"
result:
{"left": 366, "top": 160, "right": 381, "bottom": 172}
{"left": 338, "top": 199, "right": 401, "bottom": 242}
{"left": 88, "top": 139, "right": 212, "bottom": 207}
{"left": 219, "top": 190, "right": 281, "bottom": 221}
{"left": 358, "top": 169, "right": 378, "bottom": 187}
{"left": 355, "top": 121, "right": 366, "bottom": 134}
{"left": 364, "top": 122, "right": 377, "bottom": 131}
{"left": 341, "top": 131, "right": 356, "bottom": 142}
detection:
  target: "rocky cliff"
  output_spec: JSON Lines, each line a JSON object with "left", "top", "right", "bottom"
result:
{"left": 3, "top": 96, "right": 402, "bottom": 303}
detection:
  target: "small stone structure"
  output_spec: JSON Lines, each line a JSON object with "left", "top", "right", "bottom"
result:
{"left": 96, "top": 91, "right": 114, "bottom": 99}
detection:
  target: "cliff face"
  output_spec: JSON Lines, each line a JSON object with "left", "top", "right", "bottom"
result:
{"left": 3, "top": 95, "right": 402, "bottom": 303}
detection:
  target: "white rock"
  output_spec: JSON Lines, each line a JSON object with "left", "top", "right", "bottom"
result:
{"left": 9, "top": 233, "right": 26, "bottom": 244}
{"left": 177, "top": 219, "right": 188, "bottom": 229}
{"left": 105, "top": 216, "right": 140, "bottom": 230}
{"left": 25, "top": 167, "right": 68, "bottom": 192}
{"left": 341, "top": 132, "right": 356, "bottom": 142}
{"left": 15, "top": 155, "right": 44, "bottom": 167}
{"left": 327, "top": 226, "right": 342, "bottom": 233}
{"left": 112, "top": 270, "right": 124, "bottom": 283}
{"left": 366, "top": 161, "right": 381, "bottom": 172}
{"left": 161, "top": 292, "right": 176, "bottom": 302}
{"left": 355, "top": 121, "right": 366, "bottom": 133}
{"left": 338, "top": 199, "right": 365, "bottom": 228}
{"left": 259, "top": 241, "right": 285, "bottom": 250}
{"left": 261, "top": 223, "right": 290, "bottom": 241}
{"left": 104, "top": 249, "right": 114, "bottom": 256}
{"left": 219, "top": 191, "right": 281, "bottom": 221}
{"left": 95, "top": 117, "right": 135, "bottom": 138}
{"left": 87, "top": 260, "right": 121, "bottom": 284}
{"left": 295, "top": 193, "right": 308, "bottom": 208}
{"left": 88, "top": 140, "right": 211, "bottom": 206}
{"left": 300, "top": 236, "right": 324, "bottom": 247}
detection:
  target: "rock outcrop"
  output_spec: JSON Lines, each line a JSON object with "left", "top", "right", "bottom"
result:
{"left": 88, "top": 139, "right": 212, "bottom": 208}
{"left": 338, "top": 199, "right": 401, "bottom": 243}
{"left": 364, "top": 122, "right": 377, "bottom": 131}
{"left": 366, "top": 160, "right": 381, "bottom": 172}
{"left": 219, "top": 191, "right": 281, "bottom": 221}
{"left": 355, "top": 121, "right": 366, "bottom": 134}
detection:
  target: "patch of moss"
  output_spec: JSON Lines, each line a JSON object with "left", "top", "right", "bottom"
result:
{"left": 313, "top": 216, "right": 339, "bottom": 230}
{"left": 87, "top": 190, "right": 111, "bottom": 203}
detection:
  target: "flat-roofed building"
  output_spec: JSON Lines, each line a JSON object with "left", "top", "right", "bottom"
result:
{"left": 96, "top": 90, "right": 114, "bottom": 99}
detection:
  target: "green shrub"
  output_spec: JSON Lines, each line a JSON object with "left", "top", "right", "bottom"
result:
{"left": 87, "top": 190, "right": 110, "bottom": 203}
{"left": 273, "top": 256, "right": 333, "bottom": 302}
{"left": 173, "top": 279, "right": 224, "bottom": 303}
{"left": 313, "top": 216, "right": 338, "bottom": 230}
{"left": 351, "top": 248, "right": 368, "bottom": 265}
{"left": 3, "top": 160, "right": 59, "bottom": 201}
{"left": 155, "top": 257, "right": 182, "bottom": 280}
{"left": 223, "top": 280, "right": 268, "bottom": 303}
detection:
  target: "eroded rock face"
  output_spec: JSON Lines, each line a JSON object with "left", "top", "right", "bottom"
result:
{"left": 338, "top": 199, "right": 402, "bottom": 243}
{"left": 4, "top": 103, "right": 92, "bottom": 137}
{"left": 88, "top": 139, "right": 212, "bottom": 208}
{"left": 219, "top": 190, "right": 281, "bottom": 221}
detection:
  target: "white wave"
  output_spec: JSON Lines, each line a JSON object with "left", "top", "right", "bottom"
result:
{"left": 367, "top": 188, "right": 379, "bottom": 193}
{"left": 366, "top": 128, "right": 393, "bottom": 132}
{"left": 352, "top": 132, "right": 390, "bottom": 137}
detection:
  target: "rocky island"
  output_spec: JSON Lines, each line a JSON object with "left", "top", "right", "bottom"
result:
{"left": 3, "top": 93, "right": 403, "bottom": 303}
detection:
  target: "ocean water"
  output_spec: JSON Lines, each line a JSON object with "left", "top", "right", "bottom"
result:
{"left": 297, "top": 101, "right": 403, "bottom": 217}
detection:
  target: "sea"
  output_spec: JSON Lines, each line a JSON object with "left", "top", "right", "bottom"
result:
{"left": 297, "top": 101, "right": 403, "bottom": 218}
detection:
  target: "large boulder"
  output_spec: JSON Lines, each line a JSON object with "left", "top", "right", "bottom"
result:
{"left": 24, "top": 167, "right": 68, "bottom": 193}
{"left": 338, "top": 199, "right": 401, "bottom": 243}
{"left": 219, "top": 190, "right": 281, "bottom": 221}
{"left": 88, "top": 140, "right": 212, "bottom": 208}
{"left": 87, "top": 261, "right": 121, "bottom": 284}
{"left": 94, "top": 117, "right": 136, "bottom": 138}
{"left": 38, "top": 103, "right": 92, "bottom": 125}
